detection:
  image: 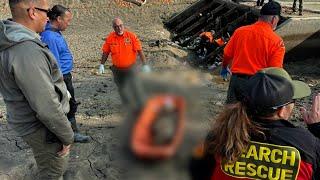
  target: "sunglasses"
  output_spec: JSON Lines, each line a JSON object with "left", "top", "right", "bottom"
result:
{"left": 27, "top": 7, "right": 51, "bottom": 16}
{"left": 270, "top": 99, "right": 296, "bottom": 110}
{"left": 113, "top": 24, "right": 124, "bottom": 28}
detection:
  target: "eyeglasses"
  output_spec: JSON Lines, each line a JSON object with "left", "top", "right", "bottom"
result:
{"left": 27, "top": 7, "right": 51, "bottom": 16}
{"left": 113, "top": 24, "right": 124, "bottom": 28}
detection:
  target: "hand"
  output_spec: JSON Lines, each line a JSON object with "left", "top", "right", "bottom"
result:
{"left": 99, "top": 64, "right": 105, "bottom": 74}
{"left": 57, "top": 144, "right": 71, "bottom": 157}
{"left": 301, "top": 93, "right": 320, "bottom": 125}
{"left": 220, "top": 67, "right": 231, "bottom": 81}
{"left": 141, "top": 64, "right": 151, "bottom": 73}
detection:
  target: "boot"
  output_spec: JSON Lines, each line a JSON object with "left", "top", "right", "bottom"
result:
{"left": 69, "top": 117, "right": 91, "bottom": 143}
{"left": 74, "top": 132, "right": 91, "bottom": 143}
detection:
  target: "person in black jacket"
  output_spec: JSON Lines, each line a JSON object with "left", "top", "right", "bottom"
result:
{"left": 190, "top": 67, "right": 320, "bottom": 180}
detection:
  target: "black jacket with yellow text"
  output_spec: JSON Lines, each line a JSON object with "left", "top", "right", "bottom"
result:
{"left": 190, "top": 119, "right": 320, "bottom": 180}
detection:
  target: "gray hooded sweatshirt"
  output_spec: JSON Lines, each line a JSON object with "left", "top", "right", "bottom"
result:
{"left": 0, "top": 20, "right": 74, "bottom": 145}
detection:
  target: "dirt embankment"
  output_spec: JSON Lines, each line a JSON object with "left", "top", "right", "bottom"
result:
{"left": 0, "top": 0, "right": 319, "bottom": 180}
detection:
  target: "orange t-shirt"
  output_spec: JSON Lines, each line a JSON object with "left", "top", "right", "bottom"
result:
{"left": 223, "top": 21, "right": 285, "bottom": 75}
{"left": 101, "top": 30, "right": 142, "bottom": 68}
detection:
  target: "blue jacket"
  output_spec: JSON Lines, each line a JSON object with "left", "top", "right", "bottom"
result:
{"left": 40, "top": 22, "right": 73, "bottom": 75}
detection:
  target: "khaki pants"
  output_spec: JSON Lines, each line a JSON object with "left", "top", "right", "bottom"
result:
{"left": 22, "top": 127, "right": 69, "bottom": 180}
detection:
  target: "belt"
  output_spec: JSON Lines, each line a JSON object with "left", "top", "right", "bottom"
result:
{"left": 232, "top": 73, "right": 252, "bottom": 79}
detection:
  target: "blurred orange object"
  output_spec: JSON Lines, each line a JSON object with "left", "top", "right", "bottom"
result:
{"left": 131, "top": 95, "right": 186, "bottom": 160}
{"left": 215, "top": 38, "right": 225, "bottom": 47}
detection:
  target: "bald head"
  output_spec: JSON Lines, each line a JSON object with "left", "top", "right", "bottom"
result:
{"left": 9, "top": 0, "right": 50, "bottom": 33}
{"left": 112, "top": 17, "right": 124, "bottom": 35}
{"left": 9, "top": 0, "right": 39, "bottom": 19}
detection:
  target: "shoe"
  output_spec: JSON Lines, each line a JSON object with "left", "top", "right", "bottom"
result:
{"left": 74, "top": 133, "right": 91, "bottom": 143}
{"left": 299, "top": 12, "right": 303, "bottom": 16}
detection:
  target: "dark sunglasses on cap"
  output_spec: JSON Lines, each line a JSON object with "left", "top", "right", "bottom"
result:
{"left": 27, "top": 7, "right": 51, "bottom": 16}
{"left": 270, "top": 99, "right": 296, "bottom": 110}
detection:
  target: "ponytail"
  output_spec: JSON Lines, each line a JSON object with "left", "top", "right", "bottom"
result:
{"left": 205, "top": 102, "right": 264, "bottom": 163}
{"left": 48, "top": 5, "right": 70, "bottom": 21}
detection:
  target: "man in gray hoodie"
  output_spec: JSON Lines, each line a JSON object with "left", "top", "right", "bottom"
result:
{"left": 0, "top": 0, "right": 74, "bottom": 179}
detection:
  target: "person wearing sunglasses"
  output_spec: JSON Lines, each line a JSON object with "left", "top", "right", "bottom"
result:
{"left": 190, "top": 67, "right": 320, "bottom": 180}
{"left": 0, "top": 0, "right": 74, "bottom": 179}
{"left": 99, "top": 17, "right": 151, "bottom": 109}
{"left": 41, "top": 4, "right": 90, "bottom": 143}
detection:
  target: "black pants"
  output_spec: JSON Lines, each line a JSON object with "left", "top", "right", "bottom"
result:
{"left": 257, "top": 0, "right": 272, "bottom": 6}
{"left": 110, "top": 66, "right": 145, "bottom": 110}
{"left": 63, "top": 73, "right": 78, "bottom": 120}
{"left": 293, "top": 0, "right": 303, "bottom": 12}
{"left": 226, "top": 74, "right": 251, "bottom": 104}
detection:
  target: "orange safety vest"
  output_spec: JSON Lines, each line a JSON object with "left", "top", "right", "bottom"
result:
{"left": 131, "top": 95, "right": 186, "bottom": 160}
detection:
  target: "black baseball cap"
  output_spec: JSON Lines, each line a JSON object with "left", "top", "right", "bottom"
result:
{"left": 260, "top": 1, "right": 282, "bottom": 16}
{"left": 244, "top": 68, "right": 311, "bottom": 115}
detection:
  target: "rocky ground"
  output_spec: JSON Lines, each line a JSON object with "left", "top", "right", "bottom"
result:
{"left": 0, "top": 0, "right": 319, "bottom": 180}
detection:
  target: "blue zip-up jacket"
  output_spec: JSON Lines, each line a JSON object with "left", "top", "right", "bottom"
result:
{"left": 40, "top": 22, "right": 73, "bottom": 75}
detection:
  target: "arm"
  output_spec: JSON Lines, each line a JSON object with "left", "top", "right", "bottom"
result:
{"left": 41, "top": 34, "right": 61, "bottom": 65}
{"left": 137, "top": 50, "right": 146, "bottom": 65}
{"left": 131, "top": 33, "right": 146, "bottom": 65}
{"left": 100, "top": 52, "right": 110, "bottom": 65}
{"left": 268, "top": 39, "right": 285, "bottom": 67}
{"left": 222, "top": 31, "right": 237, "bottom": 68}
{"left": 301, "top": 93, "right": 320, "bottom": 138}
{"left": 13, "top": 47, "right": 74, "bottom": 145}
{"left": 99, "top": 38, "right": 111, "bottom": 73}
{"left": 189, "top": 133, "right": 216, "bottom": 180}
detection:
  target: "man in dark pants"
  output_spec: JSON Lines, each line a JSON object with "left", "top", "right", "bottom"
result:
{"left": 221, "top": 1, "right": 285, "bottom": 104}
{"left": 41, "top": 5, "right": 90, "bottom": 143}
{"left": 293, "top": 0, "right": 303, "bottom": 16}
{"left": 99, "top": 18, "right": 150, "bottom": 109}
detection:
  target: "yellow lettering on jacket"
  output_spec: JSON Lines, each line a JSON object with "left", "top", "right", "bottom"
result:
{"left": 221, "top": 141, "right": 300, "bottom": 179}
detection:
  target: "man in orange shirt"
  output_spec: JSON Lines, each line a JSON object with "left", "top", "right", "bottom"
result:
{"left": 99, "top": 17, "right": 150, "bottom": 106}
{"left": 221, "top": 1, "right": 285, "bottom": 103}
{"left": 197, "top": 30, "right": 216, "bottom": 59}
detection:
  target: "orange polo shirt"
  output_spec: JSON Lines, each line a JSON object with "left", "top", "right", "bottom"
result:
{"left": 223, "top": 21, "right": 285, "bottom": 75}
{"left": 102, "top": 30, "right": 142, "bottom": 68}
